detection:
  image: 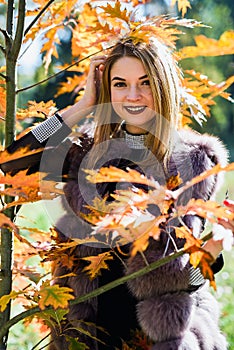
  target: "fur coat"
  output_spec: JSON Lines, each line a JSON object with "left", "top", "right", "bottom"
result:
{"left": 44, "top": 128, "right": 229, "bottom": 350}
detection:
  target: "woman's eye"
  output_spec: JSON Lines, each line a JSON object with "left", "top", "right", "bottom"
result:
{"left": 142, "top": 80, "right": 150, "bottom": 86}
{"left": 113, "top": 82, "right": 126, "bottom": 87}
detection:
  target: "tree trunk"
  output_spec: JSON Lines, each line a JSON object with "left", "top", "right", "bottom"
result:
{"left": 0, "top": 1, "right": 25, "bottom": 348}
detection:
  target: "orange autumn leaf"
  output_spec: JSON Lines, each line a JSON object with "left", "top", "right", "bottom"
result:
{"left": 99, "top": 0, "right": 129, "bottom": 24}
{"left": 82, "top": 252, "right": 114, "bottom": 280}
{"left": 16, "top": 100, "right": 57, "bottom": 120}
{"left": 177, "top": 198, "right": 234, "bottom": 223}
{"left": 55, "top": 75, "right": 87, "bottom": 98}
{"left": 37, "top": 282, "right": 74, "bottom": 310}
{"left": 0, "top": 146, "right": 43, "bottom": 166}
{"left": 174, "top": 162, "right": 234, "bottom": 200}
{"left": 186, "top": 245, "right": 216, "bottom": 289}
{"left": 131, "top": 232, "right": 150, "bottom": 257}
{"left": 175, "top": 226, "right": 202, "bottom": 249}
{"left": 85, "top": 166, "right": 159, "bottom": 189}
{"left": 0, "top": 213, "right": 19, "bottom": 233}
{"left": 166, "top": 174, "right": 182, "bottom": 190}
{"left": 179, "top": 31, "right": 234, "bottom": 59}
{"left": 175, "top": 227, "right": 215, "bottom": 288}
{"left": 181, "top": 71, "right": 234, "bottom": 122}
{"left": 171, "top": 0, "right": 191, "bottom": 17}
{"left": 0, "top": 170, "right": 62, "bottom": 207}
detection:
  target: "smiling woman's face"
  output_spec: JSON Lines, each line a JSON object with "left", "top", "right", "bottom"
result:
{"left": 110, "top": 56, "right": 155, "bottom": 135}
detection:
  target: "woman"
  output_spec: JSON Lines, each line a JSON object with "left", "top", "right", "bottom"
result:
{"left": 1, "top": 39, "right": 229, "bottom": 349}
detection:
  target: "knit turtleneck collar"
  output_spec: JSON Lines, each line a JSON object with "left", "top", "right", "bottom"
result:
{"left": 121, "top": 123, "right": 148, "bottom": 150}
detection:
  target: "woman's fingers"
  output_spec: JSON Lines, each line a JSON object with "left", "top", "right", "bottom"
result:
{"left": 84, "top": 55, "right": 107, "bottom": 104}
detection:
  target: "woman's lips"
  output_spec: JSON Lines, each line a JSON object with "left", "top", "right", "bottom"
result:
{"left": 124, "top": 106, "right": 146, "bottom": 115}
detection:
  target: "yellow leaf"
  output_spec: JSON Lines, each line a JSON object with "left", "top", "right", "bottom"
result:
{"left": 131, "top": 232, "right": 150, "bottom": 257}
{"left": 0, "top": 291, "right": 23, "bottom": 312}
{"left": 17, "top": 100, "right": 56, "bottom": 120}
{"left": 175, "top": 226, "right": 202, "bottom": 249}
{"left": 179, "top": 31, "right": 234, "bottom": 59}
{"left": 82, "top": 252, "right": 113, "bottom": 280}
{"left": 37, "top": 282, "right": 74, "bottom": 310}
{"left": 0, "top": 146, "right": 43, "bottom": 166}
{"left": 171, "top": 0, "right": 191, "bottom": 17}
{"left": 186, "top": 246, "right": 216, "bottom": 289}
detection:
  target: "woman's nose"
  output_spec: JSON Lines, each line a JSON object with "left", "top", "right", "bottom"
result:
{"left": 126, "top": 86, "right": 141, "bottom": 101}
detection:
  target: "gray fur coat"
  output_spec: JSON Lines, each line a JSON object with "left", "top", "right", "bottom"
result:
{"left": 48, "top": 128, "right": 228, "bottom": 350}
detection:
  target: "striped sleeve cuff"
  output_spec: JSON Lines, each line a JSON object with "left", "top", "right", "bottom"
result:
{"left": 188, "top": 266, "right": 205, "bottom": 287}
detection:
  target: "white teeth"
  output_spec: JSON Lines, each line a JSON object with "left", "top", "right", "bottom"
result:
{"left": 126, "top": 106, "right": 145, "bottom": 112}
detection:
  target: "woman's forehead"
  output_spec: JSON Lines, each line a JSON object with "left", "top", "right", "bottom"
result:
{"left": 110, "top": 56, "right": 147, "bottom": 78}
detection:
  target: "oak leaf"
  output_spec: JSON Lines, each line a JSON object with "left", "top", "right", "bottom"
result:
{"left": 16, "top": 100, "right": 56, "bottom": 120}
{"left": 82, "top": 252, "right": 114, "bottom": 280}
{"left": 0, "top": 146, "right": 43, "bottom": 166}
{"left": 99, "top": 0, "right": 129, "bottom": 24}
{"left": 175, "top": 227, "right": 216, "bottom": 288}
{"left": 37, "top": 282, "right": 74, "bottom": 310}
{"left": 85, "top": 166, "right": 159, "bottom": 189}
{"left": 179, "top": 31, "right": 234, "bottom": 59}
{"left": 0, "top": 290, "right": 23, "bottom": 312}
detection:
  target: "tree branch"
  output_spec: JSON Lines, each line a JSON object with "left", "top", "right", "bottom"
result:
{"left": 0, "top": 247, "right": 186, "bottom": 340}
{"left": 24, "top": 0, "right": 57, "bottom": 36}
{"left": 12, "top": 0, "right": 26, "bottom": 60}
{"left": 6, "top": 0, "right": 14, "bottom": 37}
{"left": 16, "top": 47, "right": 113, "bottom": 94}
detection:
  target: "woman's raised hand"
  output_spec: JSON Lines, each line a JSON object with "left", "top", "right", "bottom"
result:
{"left": 61, "top": 55, "right": 106, "bottom": 128}
{"left": 82, "top": 55, "right": 107, "bottom": 108}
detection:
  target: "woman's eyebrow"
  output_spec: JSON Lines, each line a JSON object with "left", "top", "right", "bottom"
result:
{"left": 111, "top": 74, "right": 148, "bottom": 82}
{"left": 111, "top": 77, "right": 125, "bottom": 81}
{"left": 139, "top": 75, "right": 148, "bottom": 80}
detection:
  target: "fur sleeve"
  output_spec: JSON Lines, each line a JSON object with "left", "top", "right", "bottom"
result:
{"left": 170, "top": 128, "right": 229, "bottom": 202}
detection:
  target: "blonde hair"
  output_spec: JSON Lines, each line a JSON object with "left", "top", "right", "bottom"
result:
{"left": 89, "top": 38, "right": 181, "bottom": 168}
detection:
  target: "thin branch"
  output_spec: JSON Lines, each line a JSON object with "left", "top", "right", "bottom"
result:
{"left": 16, "top": 48, "right": 106, "bottom": 94}
{"left": 0, "top": 73, "right": 7, "bottom": 80}
{"left": 6, "top": 0, "right": 14, "bottom": 37}
{"left": 30, "top": 332, "right": 51, "bottom": 350}
{"left": 0, "top": 230, "right": 215, "bottom": 341}
{"left": 0, "top": 247, "right": 186, "bottom": 340}
{"left": 24, "top": 0, "right": 57, "bottom": 36}
{"left": 12, "top": 0, "right": 26, "bottom": 61}
{"left": 0, "top": 45, "right": 6, "bottom": 55}
{"left": 0, "top": 28, "right": 12, "bottom": 50}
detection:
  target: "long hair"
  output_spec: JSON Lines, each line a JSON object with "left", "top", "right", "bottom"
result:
{"left": 88, "top": 38, "right": 181, "bottom": 168}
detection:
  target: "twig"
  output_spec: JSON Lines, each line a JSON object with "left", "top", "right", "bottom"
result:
{"left": 0, "top": 44, "right": 5, "bottom": 55}
{"left": 30, "top": 332, "right": 51, "bottom": 350}
{"left": 24, "top": 0, "right": 57, "bottom": 36}
{"left": 16, "top": 48, "right": 105, "bottom": 94}
{"left": 0, "top": 73, "right": 7, "bottom": 80}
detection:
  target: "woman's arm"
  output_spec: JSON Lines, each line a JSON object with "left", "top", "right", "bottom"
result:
{"left": 0, "top": 56, "right": 106, "bottom": 174}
